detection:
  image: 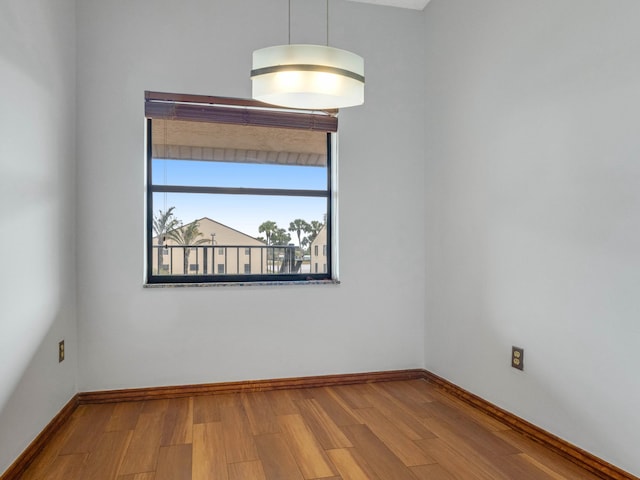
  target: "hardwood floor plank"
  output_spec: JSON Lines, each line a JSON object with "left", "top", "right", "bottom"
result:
{"left": 494, "top": 430, "right": 604, "bottom": 480}
{"left": 265, "top": 389, "right": 302, "bottom": 416}
{"left": 254, "top": 433, "right": 304, "bottom": 480}
{"left": 24, "top": 453, "right": 87, "bottom": 480}
{"left": 220, "top": 402, "right": 259, "bottom": 463}
{"left": 192, "top": 422, "right": 227, "bottom": 480}
{"left": 83, "top": 430, "right": 132, "bottom": 480}
{"left": 421, "top": 401, "right": 520, "bottom": 457}
{"left": 326, "top": 448, "right": 370, "bottom": 480}
{"left": 374, "top": 381, "right": 434, "bottom": 417}
{"left": 362, "top": 387, "right": 437, "bottom": 441}
{"left": 410, "top": 464, "right": 457, "bottom": 480}
{"left": 107, "top": 402, "right": 144, "bottom": 432}
{"left": 519, "top": 453, "right": 577, "bottom": 480}
{"left": 119, "top": 412, "right": 165, "bottom": 475}
{"left": 155, "top": 444, "right": 192, "bottom": 480}
{"left": 313, "top": 387, "right": 362, "bottom": 427}
{"left": 228, "top": 460, "right": 267, "bottom": 480}
{"left": 241, "top": 392, "right": 281, "bottom": 435}
{"left": 193, "top": 395, "right": 221, "bottom": 424}
{"left": 416, "top": 436, "right": 509, "bottom": 480}
{"left": 118, "top": 473, "right": 156, "bottom": 480}
{"left": 278, "top": 414, "right": 336, "bottom": 479}
{"left": 403, "top": 379, "right": 439, "bottom": 402}
{"left": 351, "top": 407, "right": 435, "bottom": 467}
{"left": 59, "top": 404, "right": 115, "bottom": 454}
{"left": 296, "top": 398, "right": 353, "bottom": 450}
{"left": 216, "top": 392, "right": 243, "bottom": 408}
{"left": 21, "top": 418, "right": 78, "bottom": 479}
{"left": 331, "top": 384, "right": 375, "bottom": 410}
{"left": 141, "top": 399, "right": 169, "bottom": 416}
{"left": 487, "top": 452, "right": 562, "bottom": 480}
{"left": 342, "top": 424, "right": 419, "bottom": 480}
{"left": 426, "top": 387, "right": 512, "bottom": 432}
{"left": 160, "top": 398, "right": 193, "bottom": 446}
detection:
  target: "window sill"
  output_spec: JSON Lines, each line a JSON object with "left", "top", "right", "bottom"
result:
{"left": 143, "top": 279, "right": 340, "bottom": 288}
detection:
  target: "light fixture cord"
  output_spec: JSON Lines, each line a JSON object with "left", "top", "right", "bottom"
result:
{"left": 288, "top": 0, "right": 330, "bottom": 46}
{"left": 288, "top": 0, "right": 291, "bottom": 44}
{"left": 326, "top": 0, "right": 330, "bottom": 46}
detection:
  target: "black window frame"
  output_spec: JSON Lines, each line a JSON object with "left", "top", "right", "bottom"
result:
{"left": 145, "top": 91, "right": 336, "bottom": 285}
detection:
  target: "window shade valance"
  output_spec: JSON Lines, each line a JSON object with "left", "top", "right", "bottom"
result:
{"left": 145, "top": 91, "right": 338, "bottom": 132}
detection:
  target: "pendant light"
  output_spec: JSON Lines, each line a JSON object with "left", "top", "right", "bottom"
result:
{"left": 251, "top": 0, "right": 365, "bottom": 110}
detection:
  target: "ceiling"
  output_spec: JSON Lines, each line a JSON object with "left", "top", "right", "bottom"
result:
{"left": 152, "top": 119, "right": 327, "bottom": 167}
{"left": 347, "top": 0, "right": 431, "bottom": 10}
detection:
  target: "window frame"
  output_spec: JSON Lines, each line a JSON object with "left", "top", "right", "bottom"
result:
{"left": 145, "top": 91, "right": 337, "bottom": 285}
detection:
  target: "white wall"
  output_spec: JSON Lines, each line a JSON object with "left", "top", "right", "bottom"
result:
{"left": 0, "top": 0, "right": 77, "bottom": 473}
{"left": 423, "top": 0, "right": 640, "bottom": 475}
{"left": 75, "top": 0, "right": 426, "bottom": 391}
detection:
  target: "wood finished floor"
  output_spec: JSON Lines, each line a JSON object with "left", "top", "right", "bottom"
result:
{"left": 21, "top": 379, "right": 602, "bottom": 480}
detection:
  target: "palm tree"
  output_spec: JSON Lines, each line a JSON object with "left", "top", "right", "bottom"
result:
{"left": 171, "top": 220, "right": 210, "bottom": 274}
{"left": 307, "top": 220, "right": 324, "bottom": 244}
{"left": 152, "top": 207, "right": 182, "bottom": 273}
{"left": 271, "top": 227, "right": 291, "bottom": 246}
{"left": 288, "top": 219, "right": 311, "bottom": 248}
{"left": 258, "top": 220, "right": 277, "bottom": 245}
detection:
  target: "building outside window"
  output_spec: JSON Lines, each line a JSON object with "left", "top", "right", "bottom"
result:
{"left": 310, "top": 225, "right": 328, "bottom": 279}
{"left": 146, "top": 91, "right": 335, "bottom": 284}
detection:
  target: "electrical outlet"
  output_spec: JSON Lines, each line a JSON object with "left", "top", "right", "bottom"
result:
{"left": 59, "top": 340, "right": 65, "bottom": 363}
{"left": 511, "top": 346, "right": 523, "bottom": 370}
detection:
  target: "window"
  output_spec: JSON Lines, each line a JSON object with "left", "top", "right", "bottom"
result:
{"left": 146, "top": 91, "right": 335, "bottom": 284}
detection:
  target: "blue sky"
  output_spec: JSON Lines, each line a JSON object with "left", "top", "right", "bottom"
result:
{"left": 152, "top": 159, "right": 327, "bottom": 241}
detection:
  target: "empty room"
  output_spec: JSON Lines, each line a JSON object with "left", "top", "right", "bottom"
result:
{"left": 1, "top": 0, "right": 639, "bottom": 479}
